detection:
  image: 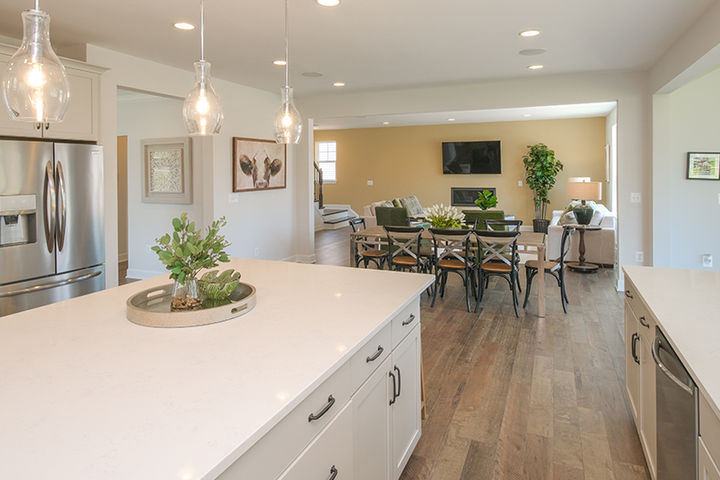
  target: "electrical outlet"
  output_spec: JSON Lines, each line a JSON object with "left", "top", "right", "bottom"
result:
{"left": 631, "top": 192, "right": 641, "bottom": 203}
{"left": 367, "top": 180, "right": 374, "bottom": 186}
{"left": 229, "top": 193, "right": 239, "bottom": 204}
{"left": 254, "top": 247, "right": 260, "bottom": 258}
{"left": 517, "top": 180, "right": 523, "bottom": 187}
{"left": 635, "top": 251, "right": 644, "bottom": 263}
{"left": 703, "top": 254, "right": 713, "bottom": 268}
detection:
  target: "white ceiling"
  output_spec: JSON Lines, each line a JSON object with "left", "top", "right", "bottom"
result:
{"left": 314, "top": 101, "right": 617, "bottom": 130}
{"left": 0, "top": 0, "right": 713, "bottom": 95}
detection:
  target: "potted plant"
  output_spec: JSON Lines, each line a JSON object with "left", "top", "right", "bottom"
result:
{"left": 152, "top": 213, "right": 231, "bottom": 310}
{"left": 523, "top": 143, "right": 564, "bottom": 233}
{"left": 474, "top": 189, "right": 498, "bottom": 210}
{"left": 426, "top": 204, "right": 465, "bottom": 229}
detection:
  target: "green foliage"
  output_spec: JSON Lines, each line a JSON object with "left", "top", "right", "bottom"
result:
{"left": 151, "top": 213, "right": 230, "bottom": 285}
{"left": 522, "top": 143, "right": 564, "bottom": 219}
{"left": 474, "top": 189, "right": 498, "bottom": 210}
{"left": 198, "top": 269, "right": 241, "bottom": 300}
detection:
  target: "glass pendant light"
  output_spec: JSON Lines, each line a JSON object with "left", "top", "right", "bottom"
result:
{"left": 274, "top": 0, "right": 302, "bottom": 144}
{"left": 2, "top": 0, "right": 70, "bottom": 123}
{"left": 183, "top": 0, "right": 223, "bottom": 136}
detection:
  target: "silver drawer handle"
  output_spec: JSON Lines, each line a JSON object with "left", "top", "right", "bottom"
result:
{"left": 402, "top": 313, "right": 416, "bottom": 326}
{"left": 308, "top": 395, "right": 335, "bottom": 422}
{"left": 0, "top": 271, "right": 102, "bottom": 298}
{"left": 639, "top": 316, "right": 649, "bottom": 328}
{"left": 328, "top": 466, "right": 338, "bottom": 480}
{"left": 366, "top": 345, "right": 384, "bottom": 363}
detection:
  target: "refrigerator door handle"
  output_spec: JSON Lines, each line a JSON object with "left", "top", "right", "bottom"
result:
{"left": 43, "top": 161, "right": 56, "bottom": 253}
{"left": 652, "top": 335, "right": 694, "bottom": 395}
{"left": 0, "top": 270, "right": 102, "bottom": 298}
{"left": 56, "top": 160, "right": 67, "bottom": 252}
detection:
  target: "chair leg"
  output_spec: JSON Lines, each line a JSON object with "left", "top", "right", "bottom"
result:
{"left": 475, "top": 269, "right": 485, "bottom": 313}
{"left": 523, "top": 268, "right": 535, "bottom": 309}
{"left": 440, "top": 271, "right": 448, "bottom": 298}
{"left": 560, "top": 271, "right": 569, "bottom": 313}
{"left": 464, "top": 271, "right": 471, "bottom": 313}
{"left": 511, "top": 271, "right": 519, "bottom": 318}
{"left": 431, "top": 269, "right": 440, "bottom": 307}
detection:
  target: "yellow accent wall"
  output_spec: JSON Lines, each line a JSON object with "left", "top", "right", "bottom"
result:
{"left": 315, "top": 117, "right": 607, "bottom": 224}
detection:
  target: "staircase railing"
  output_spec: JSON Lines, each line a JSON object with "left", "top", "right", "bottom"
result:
{"left": 313, "top": 161, "right": 324, "bottom": 210}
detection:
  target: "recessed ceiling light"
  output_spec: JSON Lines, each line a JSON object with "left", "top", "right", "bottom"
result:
{"left": 519, "top": 48, "right": 546, "bottom": 56}
{"left": 316, "top": 0, "right": 341, "bottom": 6}
{"left": 382, "top": 121, "right": 390, "bottom": 125}
{"left": 527, "top": 64, "right": 544, "bottom": 70}
{"left": 174, "top": 22, "right": 195, "bottom": 30}
{"left": 273, "top": 59, "right": 287, "bottom": 66}
{"left": 523, "top": 113, "right": 532, "bottom": 117}
{"left": 448, "top": 118, "right": 456, "bottom": 122}
{"left": 333, "top": 82, "right": 345, "bottom": 87}
{"left": 519, "top": 29, "right": 541, "bottom": 38}
{"left": 302, "top": 71, "right": 324, "bottom": 78}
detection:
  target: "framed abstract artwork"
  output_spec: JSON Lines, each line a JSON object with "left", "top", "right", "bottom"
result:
{"left": 141, "top": 138, "right": 192, "bottom": 204}
{"left": 232, "top": 137, "right": 287, "bottom": 192}
{"left": 687, "top": 152, "right": 720, "bottom": 180}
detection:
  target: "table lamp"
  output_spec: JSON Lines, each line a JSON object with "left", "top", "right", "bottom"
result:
{"left": 567, "top": 180, "right": 602, "bottom": 224}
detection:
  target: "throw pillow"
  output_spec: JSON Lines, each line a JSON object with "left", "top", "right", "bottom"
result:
{"left": 392, "top": 198, "right": 403, "bottom": 208}
{"left": 402, "top": 195, "right": 424, "bottom": 217}
{"left": 589, "top": 208, "right": 605, "bottom": 226}
{"left": 559, "top": 211, "right": 577, "bottom": 225}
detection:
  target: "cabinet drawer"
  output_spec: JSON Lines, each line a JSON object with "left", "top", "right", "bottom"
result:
{"left": 218, "top": 361, "right": 352, "bottom": 480}
{"left": 700, "top": 393, "right": 720, "bottom": 465}
{"left": 350, "top": 322, "right": 391, "bottom": 394}
{"left": 279, "top": 400, "right": 354, "bottom": 480}
{"left": 624, "top": 275, "right": 644, "bottom": 318}
{"left": 391, "top": 298, "right": 420, "bottom": 349}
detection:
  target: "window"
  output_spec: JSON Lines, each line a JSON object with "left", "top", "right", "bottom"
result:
{"left": 316, "top": 141, "right": 337, "bottom": 184}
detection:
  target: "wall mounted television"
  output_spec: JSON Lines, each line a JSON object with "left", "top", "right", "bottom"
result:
{"left": 442, "top": 141, "right": 501, "bottom": 174}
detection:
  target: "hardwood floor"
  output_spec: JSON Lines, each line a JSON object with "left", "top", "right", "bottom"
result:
{"left": 315, "top": 227, "right": 649, "bottom": 480}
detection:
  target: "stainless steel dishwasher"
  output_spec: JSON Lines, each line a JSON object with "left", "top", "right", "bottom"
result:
{"left": 653, "top": 327, "right": 698, "bottom": 480}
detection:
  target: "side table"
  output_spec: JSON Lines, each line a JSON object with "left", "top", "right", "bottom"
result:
{"left": 566, "top": 225, "right": 602, "bottom": 273}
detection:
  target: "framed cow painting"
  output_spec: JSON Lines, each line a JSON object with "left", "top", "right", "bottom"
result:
{"left": 232, "top": 137, "right": 287, "bottom": 192}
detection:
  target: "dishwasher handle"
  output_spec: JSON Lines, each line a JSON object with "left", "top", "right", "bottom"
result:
{"left": 652, "top": 335, "right": 694, "bottom": 396}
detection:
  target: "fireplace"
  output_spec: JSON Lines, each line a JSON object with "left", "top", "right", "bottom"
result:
{"left": 450, "top": 187, "right": 496, "bottom": 207}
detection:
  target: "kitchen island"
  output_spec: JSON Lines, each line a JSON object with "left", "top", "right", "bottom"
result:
{"left": 0, "top": 258, "right": 433, "bottom": 480}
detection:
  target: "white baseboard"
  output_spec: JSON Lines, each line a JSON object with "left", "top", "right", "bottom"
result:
{"left": 126, "top": 268, "right": 164, "bottom": 280}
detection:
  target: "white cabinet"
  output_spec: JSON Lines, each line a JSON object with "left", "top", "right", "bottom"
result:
{"left": 625, "top": 308, "right": 640, "bottom": 421}
{"left": 639, "top": 324, "right": 656, "bottom": 477}
{"left": 700, "top": 436, "right": 720, "bottom": 480}
{"left": 390, "top": 324, "right": 422, "bottom": 479}
{"left": 0, "top": 43, "right": 102, "bottom": 142}
{"left": 353, "top": 356, "right": 392, "bottom": 480}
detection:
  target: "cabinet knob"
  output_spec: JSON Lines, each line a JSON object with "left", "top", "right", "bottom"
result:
{"left": 639, "top": 316, "right": 650, "bottom": 328}
{"left": 35, "top": 122, "right": 42, "bottom": 130}
{"left": 625, "top": 290, "right": 634, "bottom": 299}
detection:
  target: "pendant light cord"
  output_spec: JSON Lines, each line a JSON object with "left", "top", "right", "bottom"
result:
{"left": 34, "top": 0, "right": 39, "bottom": 10}
{"left": 284, "top": 0, "right": 289, "bottom": 88}
{"left": 200, "top": 0, "right": 205, "bottom": 61}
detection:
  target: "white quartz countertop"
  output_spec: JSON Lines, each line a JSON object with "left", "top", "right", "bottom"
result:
{"left": 0, "top": 259, "right": 433, "bottom": 479}
{"left": 624, "top": 266, "right": 720, "bottom": 418}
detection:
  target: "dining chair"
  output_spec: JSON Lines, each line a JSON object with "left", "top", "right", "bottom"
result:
{"left": 429, "top": 228, "right": 475, "bottom": 312}
{"left": 485, "top": 219, "right": 523, "bottom": 231}
{"left": 474, "top": 230, "right": 521, "bottom": 317}
{"left": 523, "top": 225, "right": 574, "bottom": 313}
{"left": 349, "top": 218, "right": 388, "bottom": 269}
{"left": 384, "top": 225, "right": 425, "bottom": 272}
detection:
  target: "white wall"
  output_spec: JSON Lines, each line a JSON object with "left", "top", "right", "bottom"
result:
{"left": 298, "top": 71, "right": 652, "bottom": 289}
{"left": 117, "top": 95, "right": 202, "bottom": 279}
{"left": 652, "top": 67, "right": 720, "bottom": 270}
{"left": 85, "top": 45, "right": 298, "bottom": 286}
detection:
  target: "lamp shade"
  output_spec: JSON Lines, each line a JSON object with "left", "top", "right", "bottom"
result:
{"left": 567, "top": 181, "right": 602, "bottom": 201}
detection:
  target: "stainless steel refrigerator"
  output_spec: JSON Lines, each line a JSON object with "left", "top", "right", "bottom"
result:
{"left": 0, "top": 140, "right": 105, "bottom": 316}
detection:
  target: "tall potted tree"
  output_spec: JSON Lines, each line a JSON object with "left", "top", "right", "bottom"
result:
{"left": 523, "top": 143, "right": 563, "bottom": 233}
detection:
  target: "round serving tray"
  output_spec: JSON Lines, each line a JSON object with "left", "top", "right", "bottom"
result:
{"left": 126, "top": 282, "right": 256, "bottom": 328}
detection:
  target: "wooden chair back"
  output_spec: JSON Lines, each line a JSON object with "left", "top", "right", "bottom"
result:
{"left": 485, "top": 219, "right": 522, "bottom": 232}
{"left": 348, "top": 217, "right": 366, "bottom": 232}
{"left": 474, "top": 230, "right": 520, "bottom": 267}
{"left": 384, "top": 226, "right": 422, "bottom": 260}
{"left": 429, "top": 228, "right": 472, "bottom": 265}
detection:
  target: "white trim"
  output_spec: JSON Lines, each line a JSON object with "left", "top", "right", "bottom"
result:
{"left": 126, "top": 268, "right": 164, "bottom": 280}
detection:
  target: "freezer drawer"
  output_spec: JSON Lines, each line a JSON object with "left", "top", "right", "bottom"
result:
{"left": 0, "top": 265, "right": 105, "bottom": 317}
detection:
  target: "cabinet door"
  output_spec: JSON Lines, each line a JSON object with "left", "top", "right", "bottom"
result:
{"left": 700, "top": 436, "right": 720, "bottom": 480}
{"left": 353, "top": 356, "right": 392, "bottom": 480}
{"left": 639, "top": 333, "right": 657, "bottom": 478}
{"left": 390, "top": 324, "right": 421, "bottom": 480}
{"left": 625, "top": 307, "right": 641, "bottom": 423}
{"left": 0, "top": 55, "right": 43, "bottom": 138}
{"left": 42, "top": 68, "right": 98, "bottom": 141}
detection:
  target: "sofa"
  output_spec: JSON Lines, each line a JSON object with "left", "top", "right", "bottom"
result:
{"left": 547, "top": 202, "right": 616, "bottom": 266}
{"left": 362, "top": 195, "right": 426, "bottom": 227}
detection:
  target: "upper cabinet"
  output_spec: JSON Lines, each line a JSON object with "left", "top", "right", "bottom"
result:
{"left": 0, "top": 43, "right": 104, "bottom": 142}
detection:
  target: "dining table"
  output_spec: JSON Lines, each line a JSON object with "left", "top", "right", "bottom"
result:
{"left": 349, "top": 226, "right": 548, "bottom": 318}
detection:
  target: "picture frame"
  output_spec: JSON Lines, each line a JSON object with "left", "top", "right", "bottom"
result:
{"left": 232, "top": 137, "right": 287, "bottom": 192}
{"left": 141, "top": 137, "right": 192, "bottom": 204}
{"left": 687, "top": 152, "right": 720, "bottom": 180}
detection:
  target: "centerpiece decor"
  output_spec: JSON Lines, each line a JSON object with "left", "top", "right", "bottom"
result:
{"left": 474, "top": 189, "right": 498, "bottom": 210}
{"left": 151, "top": 213, "right": 230, "bottom": 311}
{"left": 523, "top": 143, "right": 563, "bottom": 233}
{"left": 426, "top": 204, "right": 465, "bottom": 229}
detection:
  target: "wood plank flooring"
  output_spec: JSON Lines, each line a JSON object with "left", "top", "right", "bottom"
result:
{"left": 315, "top": 227, "right": 649, "bottom": 480}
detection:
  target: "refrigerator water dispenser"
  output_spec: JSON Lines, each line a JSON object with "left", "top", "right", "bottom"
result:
{"left": 0, "top": 195, "right": 37, "bottom": 247}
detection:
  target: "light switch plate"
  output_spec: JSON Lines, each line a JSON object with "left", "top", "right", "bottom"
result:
{"left": 631, "top": 193, "right": 641, "bottom": 203}
{"left": 517, "top": 180, "right": 523, "bottom": 187}
{"left": 367, "top": 180, "right": 374, "bottom": 186}
{"left": 635, "top": 251, "right": 644, "bottom": 263}
{"left": 703, "top": 254, "right": 713, "bottom": 268}
{"left": 229, "top": 193, "right": 239, "bottom": 204}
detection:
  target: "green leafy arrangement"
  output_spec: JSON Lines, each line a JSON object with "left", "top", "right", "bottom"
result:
{"left": 474, "top": 189, "right": 498, "bottom": 210}
{"left": 426, "top": 203, "right": 465, "bottom": 229}
{"left": 198, "top": 269, "right": 241, "bottom": 300}
{"left": 152, "top": 213, "right": 231, "bottom": 286}
{"left": 522, "top": 143, "right": 564, "bottom": 219}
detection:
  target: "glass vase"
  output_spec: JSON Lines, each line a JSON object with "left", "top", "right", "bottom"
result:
{"left": 171, "top": 277, "right": 201, "bottom": 311}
